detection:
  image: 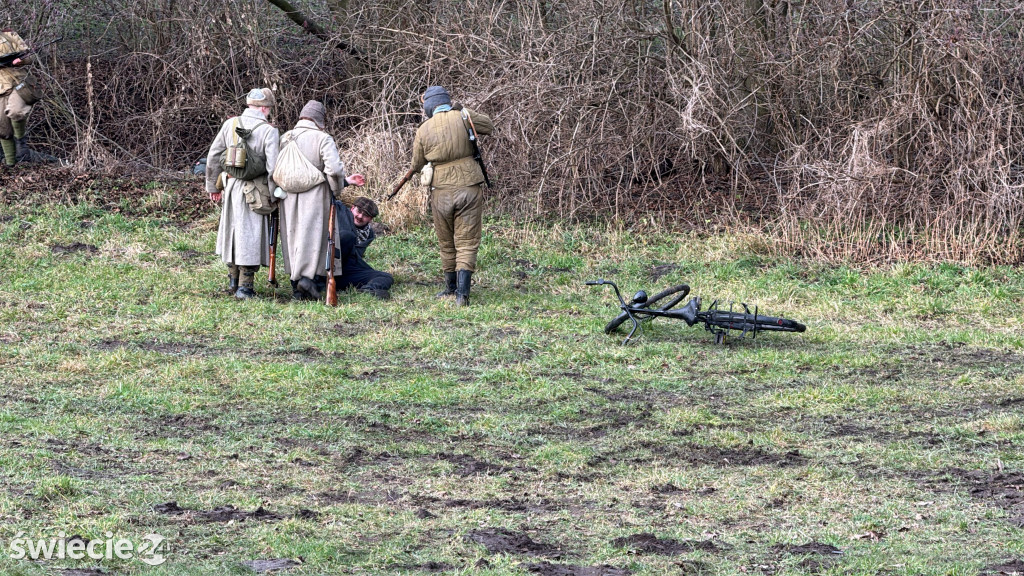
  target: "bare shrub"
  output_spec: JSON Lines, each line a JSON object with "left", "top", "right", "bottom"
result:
{"left": 3, "top": 0, "right": 1022, "bottom": 263}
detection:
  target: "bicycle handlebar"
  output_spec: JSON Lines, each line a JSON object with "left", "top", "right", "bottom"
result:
{"left": 586, "top": 279, "right": 628, "bottom": 308}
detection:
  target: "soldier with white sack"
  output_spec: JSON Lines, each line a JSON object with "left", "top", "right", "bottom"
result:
{"left": 273, "top": 100, "right": 365, "bottom": 300}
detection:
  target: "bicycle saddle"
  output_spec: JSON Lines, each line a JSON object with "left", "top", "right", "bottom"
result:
{"left": 680, "top": 297, "right": 702, "bottom": 326}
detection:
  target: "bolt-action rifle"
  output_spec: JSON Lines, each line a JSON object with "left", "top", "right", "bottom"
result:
{"left": 267, "top": 211, "right": 279, "bottom": 287}
{"left": 0, "top": 37, "right": 62, "bottom": 68}
{"left": 325, "top": 201, "right": 338, "bottom": 306}
{"left": 387, "top": 168, "right": 417, "bottom": 201}
{"left": 461, "top": 109, "right": 491, "bottom": 188}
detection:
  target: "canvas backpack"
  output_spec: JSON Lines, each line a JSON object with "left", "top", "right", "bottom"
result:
{"left": 222, "top": 117, "right": 268, "bottom": 181}
{"left": 272, "top": 128, "right": 326, "bottom": 194}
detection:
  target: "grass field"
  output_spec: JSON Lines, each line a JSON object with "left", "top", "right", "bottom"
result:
{"left": 0, "top": 191, "right": 1022, "bottom": 575}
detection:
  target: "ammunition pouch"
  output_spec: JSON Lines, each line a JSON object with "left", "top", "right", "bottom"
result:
{"left": 241, "top": 178, "right": 276, "bottom": 215}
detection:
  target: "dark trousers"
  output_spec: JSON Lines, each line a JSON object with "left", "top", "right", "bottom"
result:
{"left": 335, "top": 260, "right": 393, "bottom": 292}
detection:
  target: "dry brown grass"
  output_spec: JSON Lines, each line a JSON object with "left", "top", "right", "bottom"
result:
{"left": 6, "top": 0, "right": 1023, "bottom": 263}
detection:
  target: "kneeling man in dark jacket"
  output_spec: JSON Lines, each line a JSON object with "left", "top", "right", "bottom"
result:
{"left": 332, "top": 196, "right": 394, "bottom": 300}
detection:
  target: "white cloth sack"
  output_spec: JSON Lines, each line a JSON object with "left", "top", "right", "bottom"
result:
{"left": 273, "top": 136, "right": 325, "bottom": 194}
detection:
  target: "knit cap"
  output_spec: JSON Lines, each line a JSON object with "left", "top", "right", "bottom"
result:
{"left": 422, "top": 86, "right": 451, "bottom": 118}
{"left": 299, "top": 100, "right": 326, "bottom": 128}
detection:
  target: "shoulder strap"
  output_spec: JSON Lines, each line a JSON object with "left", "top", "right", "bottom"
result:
{"left": 234, "top": 116, "right": 268, "bottom": 142}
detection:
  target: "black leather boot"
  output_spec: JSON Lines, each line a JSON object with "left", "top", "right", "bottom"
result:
{"left": 236, "top": 266, "right": 259, "bottom": 299}
{"left": 297, "top": 277, "right": 320, "bottom": 299}
{"left": 14, "top": 137, "right": 29, "bottom": 163}
{"left": 12, "top": 136, "right": 56, "bottom": 164}
{"left": 436, "top": 271, "right": 457, "bottom": 298}
{"left": 455, "top": 269, "right": 472, "bottom": 307}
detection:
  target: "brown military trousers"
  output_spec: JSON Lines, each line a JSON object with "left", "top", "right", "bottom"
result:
{"left": 430, "top": 184, "right": 483, "bottom": 272}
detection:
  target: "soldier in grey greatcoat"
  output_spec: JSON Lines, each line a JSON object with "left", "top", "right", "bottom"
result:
{"left": 277, "top": 100, "right": 365, "bottom": 300}
{"left": 205, "top": 88, "right": 281, "bottom": 299}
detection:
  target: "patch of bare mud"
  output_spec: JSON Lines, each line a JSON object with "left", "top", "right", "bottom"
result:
{"left": 51, "top": 242, "right": 99, "bottom": 256}
{"left": 387, "top": 561, "right": 454, "bottom": 573}
{"left": 979, "top": 559, "right": 1024, "bottom": 575}
{"left": 434, "top": 452, "right": 534, "bottom": 476}
{"left": 611, "top": 533, "right": 720, "bottom": 555}
{"left": 926, "top": 469, "right": 1024, "bottom": 526}
{"left": 631, "top": 442, "right": 808, "bottom": 468}
{"left": 526, "top": 562, "right": 631, "bottom": 576}
{"left": 464, "top": 528, "right": 564, "bottom": 557}
{"left": 153, "top": 501, "right": 280, "bottom": 523}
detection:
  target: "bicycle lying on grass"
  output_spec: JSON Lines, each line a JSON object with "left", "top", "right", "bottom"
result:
{"left": 587, "top": 279, "right": 807, "bottom": 345}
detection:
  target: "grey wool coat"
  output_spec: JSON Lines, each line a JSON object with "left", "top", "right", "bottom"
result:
{"left": 205, "top": 107, "right": 280, "bottom": 267}
{"left": 277, "top": 119, "right": 349, "bottom": 281}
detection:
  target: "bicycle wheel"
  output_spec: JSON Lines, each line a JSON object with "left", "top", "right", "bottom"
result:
{"left": 604, "top": 311, "right": 634, "bottom": 334}
{"left": 646, "top": 283, "right": 690, "bottom": 311}
{"left": 704, "top": 311, "right": 806, "bottom": 333}
{"left": 604, "top": 284, "right": 690, "bottom": 334}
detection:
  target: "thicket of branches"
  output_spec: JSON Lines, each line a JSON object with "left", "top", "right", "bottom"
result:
{"left": 7, "top": 0, "right": 1024, "bottom": 263}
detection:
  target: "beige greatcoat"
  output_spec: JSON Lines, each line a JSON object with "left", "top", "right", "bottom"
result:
{"left": 277, "top": 119, "right": 351, "bottom": 281}
{"left": 205, "top": 107, "right": 280, "bottom": 267}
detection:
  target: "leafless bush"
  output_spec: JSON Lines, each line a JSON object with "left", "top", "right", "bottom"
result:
{"left": 4, "top": 0, "right": 1022, "bottom": 262}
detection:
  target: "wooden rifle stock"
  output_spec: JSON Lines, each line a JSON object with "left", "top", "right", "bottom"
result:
{"left": 386, "top": 168, "right": 417, "bottom": 201}
{"left": 326, "top": 201, "right": 338, "bottom": 306}
{"left": 267, "top": 211, "right": 279, "bottom": 287}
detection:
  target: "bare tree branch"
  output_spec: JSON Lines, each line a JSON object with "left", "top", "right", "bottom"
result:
{"left": 263, "top": 0, "right": 361, "bottom": 55}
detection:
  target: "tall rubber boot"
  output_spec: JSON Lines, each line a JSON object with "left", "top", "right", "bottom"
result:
{"left": 455, "top": 270, "right": 472, "bottom": 307}
{"left": 436, "top": 271, "right": 457, "bottom": 299}
{"left": 236, "top": 266, "right": 259, "bottom": 299}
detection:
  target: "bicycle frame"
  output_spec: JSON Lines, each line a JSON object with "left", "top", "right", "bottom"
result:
{"left": 586, "top": 279, "right": 686, "bottom": 344}
{"left": 588, "top": 278, "right": 804, "bottom": 345}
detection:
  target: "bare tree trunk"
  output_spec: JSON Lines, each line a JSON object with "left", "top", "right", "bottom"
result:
{"left": 264, "top": 0, "right": 330, "bottom": 39}
{"left": 263, "top": 0, "right": 361, "bottom": 55}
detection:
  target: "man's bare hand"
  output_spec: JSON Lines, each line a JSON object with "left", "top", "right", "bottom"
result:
{"left": 210, "top": 192, "right": 222, "bottom": 204}
{"left": 11, "top": 58, "right": 22, "bottom": 66}
{"left": 346, "top": 173, "right": 366, "bottom": 187}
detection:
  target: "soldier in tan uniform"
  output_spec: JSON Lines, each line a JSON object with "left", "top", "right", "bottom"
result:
{"left": 205, "top": 88, "right": 281, "bottom": 299}
{"left": 400, "top": 86, "right": 493, "bottom": 306}
{"left": 0, "top": 29, "right": 38, "bottom": 168}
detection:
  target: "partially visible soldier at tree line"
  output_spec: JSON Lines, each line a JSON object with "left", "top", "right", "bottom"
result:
{"left": 0, "top": 28, "right": 42, "bottom": 168}
{"left": 205, "top": 88, "right": 281, "bottom": 299}
{"left": 397, "top": 86, "right": 493, "bottom": 306}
